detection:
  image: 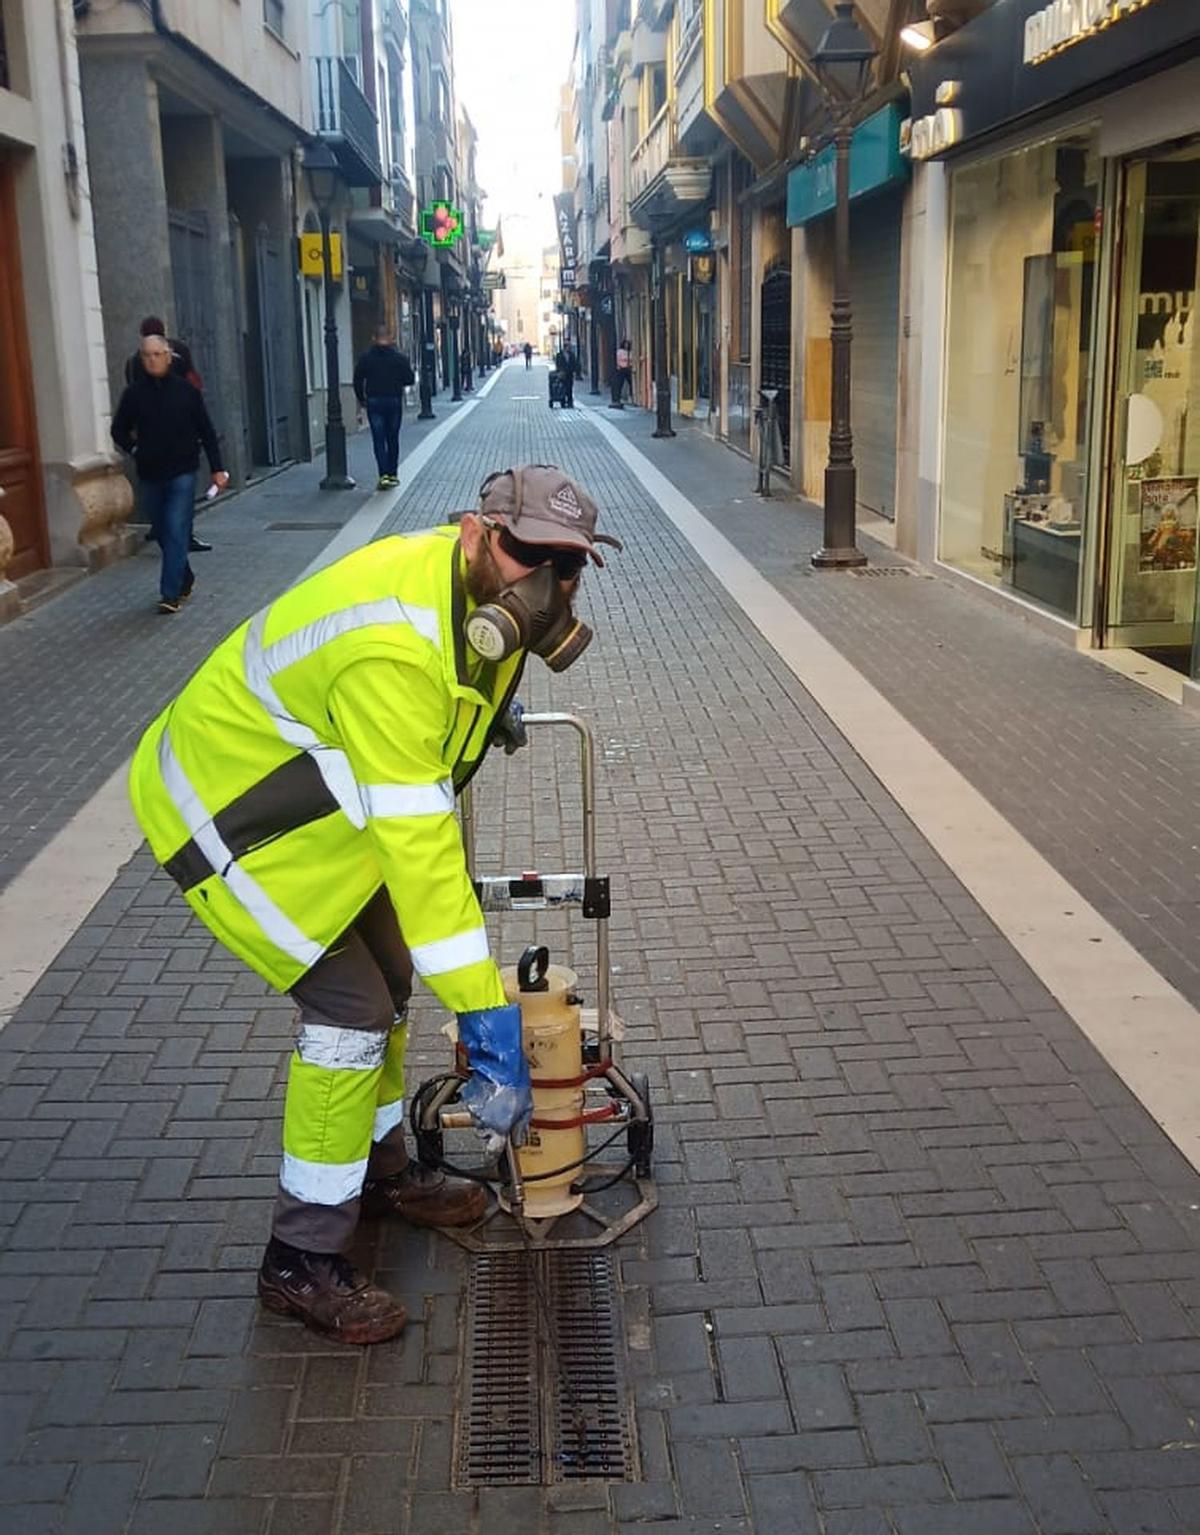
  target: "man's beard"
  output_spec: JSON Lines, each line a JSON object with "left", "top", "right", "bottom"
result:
{"left": 464, "top": 535, "right": 507, "bottom": 604}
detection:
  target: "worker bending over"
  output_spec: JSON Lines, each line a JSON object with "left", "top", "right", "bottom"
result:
{"left": 129, "top": 464, "right": 621, "bottom": 1343}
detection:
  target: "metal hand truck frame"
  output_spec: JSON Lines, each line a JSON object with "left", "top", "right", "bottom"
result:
{"left": 412, "top": 712, "right": 656, "bottom": 1252}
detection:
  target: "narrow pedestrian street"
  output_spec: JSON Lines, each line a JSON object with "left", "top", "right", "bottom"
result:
{"left": 4, "top": 360, "right": 1200, "bottom": 1534}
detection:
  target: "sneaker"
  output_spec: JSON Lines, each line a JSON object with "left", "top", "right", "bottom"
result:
{"left": 157, "top": 597, "right": 181, "bottom": 615}
{"left": 188, "top": 535, "right": 213, "bottom": 553}
{"left": 360, "top": 1159, "right": 487, "bottom": 1227}
{"left": 376, "top": 476, "right": 391, "bottom": 492}
{"left": 257, "top": 1236, "right": 407, "bottom": 1345}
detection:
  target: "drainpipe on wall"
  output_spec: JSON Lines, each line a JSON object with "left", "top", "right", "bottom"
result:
{"left": 53, "top": 0, "right": 81, "bottom": 219}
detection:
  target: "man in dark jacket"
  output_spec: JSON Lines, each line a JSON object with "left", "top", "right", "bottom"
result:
{"left": 553, "top": 343, "right": 577, "bottom": 409}
{"left": 126, "top": 316, "right": 214, "bottom": 552}
{"left": 353, "top": 323, "right": 416, "bottom": 490}
{"left": 111, "top": 333, "right": 228, "bottom": 615}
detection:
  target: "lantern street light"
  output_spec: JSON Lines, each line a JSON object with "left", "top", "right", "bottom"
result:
{"left": 303, "top": 144, "right": 354, "bottom": 490}
{"left": 810, "top": 2, "right": 876, "bottom": 567}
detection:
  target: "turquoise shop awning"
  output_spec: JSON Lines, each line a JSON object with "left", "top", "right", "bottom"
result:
{"left": 786, "top": 103, "right": 908, "bottom": 227}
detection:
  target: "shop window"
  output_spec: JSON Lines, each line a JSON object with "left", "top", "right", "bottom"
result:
{"left": 941, "top": 130, "right": 1100, "bottom": 619}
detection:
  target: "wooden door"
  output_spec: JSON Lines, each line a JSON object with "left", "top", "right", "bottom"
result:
{"left": 0, "top": 153, "right": 49, "bottom": 580}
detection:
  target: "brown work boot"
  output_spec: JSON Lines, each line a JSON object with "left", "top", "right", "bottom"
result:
{"left": 257, "top": 1236, "right": 407, "bottom": 1345}
{"left": 360, "top": 1160, "right": 488, "bottom": 1227}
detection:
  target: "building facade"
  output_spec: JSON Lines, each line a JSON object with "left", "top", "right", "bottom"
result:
{"left": 0, "top": 0, "right": 133, "bottom": 615}
{"left": 77, "top": 0, "right": 308, "bottom": 488}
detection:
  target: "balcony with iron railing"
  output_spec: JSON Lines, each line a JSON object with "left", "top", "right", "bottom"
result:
{"left": 628, "top": 102, "right": 670, "bottom": 204}
{"left": 676, "top": 0, "right": 703, "bottom": 69}
{"left": 386, "top": 162, "right": 416, "bottom": 235}
{"left": 312, "top": 56, "right": 382, "bottom": 187}
{"left": 628, "top": 96, "right": 711, "bottom": 232}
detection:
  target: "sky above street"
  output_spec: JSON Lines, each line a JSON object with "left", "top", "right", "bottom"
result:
{"left": 450, "top": 0, "right": 577, "bottom": 254}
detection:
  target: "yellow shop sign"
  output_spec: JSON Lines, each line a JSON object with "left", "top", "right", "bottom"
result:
{"left": 298, "top": 232, "right": 343, "bottom": 279}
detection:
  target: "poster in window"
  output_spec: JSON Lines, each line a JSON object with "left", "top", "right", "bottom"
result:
{"left": 1138, "top": 476, "right": 1198, "bottom": 573}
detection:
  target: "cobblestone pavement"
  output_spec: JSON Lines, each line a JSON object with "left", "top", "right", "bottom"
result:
{"left": 4, "top": 366, "right": 1200, "bottom": 1532}
{"left": 601, "top": 404, "right": 1200, "bottom": 1015}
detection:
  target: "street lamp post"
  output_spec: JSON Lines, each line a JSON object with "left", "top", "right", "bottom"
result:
{"left": 608, "top": 288, "right": 624, "bottom": 410}
{"left": 810, "top": 2, "right": 876, "bottom": 569}
{"left": 651, "top": 233, "right": 674, "bottom": 439}
{"left": 449, "top": 297, "right": 463, "bottom": 402}
{"left": 418, "top": 284, "right": 436, "bottom": 419}
{"left": 304, "top": 145, "right": 354, "bottom": 490}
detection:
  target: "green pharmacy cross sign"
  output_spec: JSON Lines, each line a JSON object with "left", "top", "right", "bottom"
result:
{"left": 421, "top": 200, "right": 464, "bottom": 247}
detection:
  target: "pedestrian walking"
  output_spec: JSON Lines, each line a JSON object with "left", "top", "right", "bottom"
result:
{"left": 554, "top": 342, "right": 577, "bottom": 408}
{"left": 111, "top": 333, "right": 227, "bottom": 615}
{"left": 616, "top": 338, "right": 633, "bottom": 403}
{"left": 353, "top": 323, "right": 416, "bottom": 491}
{"left": 523, "top": 340, "right": 533, "bottom": 369}
{"left": 128, "top": 464, "right": 622, "bottom": 1343}
{"left": 126, "top": 316, "right": 214, "bottom": 552}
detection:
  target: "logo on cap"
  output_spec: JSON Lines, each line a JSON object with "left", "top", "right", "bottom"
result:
{"left": 548, "top": 483, "right": 584, "bottom": 521}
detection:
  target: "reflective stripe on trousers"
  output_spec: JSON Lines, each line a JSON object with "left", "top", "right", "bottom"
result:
{"left": 275, "top": 1016, "right": 408, "bottom": 1250}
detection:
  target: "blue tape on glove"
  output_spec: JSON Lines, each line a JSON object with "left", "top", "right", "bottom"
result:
{"left": 457, "top": 1003, "right": 533, "bottom": 1143}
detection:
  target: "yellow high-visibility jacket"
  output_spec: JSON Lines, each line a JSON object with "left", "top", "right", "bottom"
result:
{"left": 129, "top": 528, "right": 522, "bottom": 1013}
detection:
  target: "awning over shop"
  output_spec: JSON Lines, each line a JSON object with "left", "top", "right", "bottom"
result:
{"left": 786, "top": 103, "right": 908, "bottom": 227}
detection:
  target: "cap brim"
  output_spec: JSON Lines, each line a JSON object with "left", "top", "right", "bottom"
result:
{"left": 500, "top": 513, "right": 623, "bottom": 566}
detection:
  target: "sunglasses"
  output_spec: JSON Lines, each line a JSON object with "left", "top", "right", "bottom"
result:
{"left": 486, "top": 519, "right": 588, "bottom": 580}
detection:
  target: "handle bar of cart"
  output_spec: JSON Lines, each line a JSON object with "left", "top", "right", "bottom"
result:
{"left": 460, "top": 710, "right": 613, "bottom": 1052}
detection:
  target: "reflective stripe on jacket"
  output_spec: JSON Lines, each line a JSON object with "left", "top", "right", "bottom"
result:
{"left": 128, "top": 528, "right": 522, "bottom": 1008}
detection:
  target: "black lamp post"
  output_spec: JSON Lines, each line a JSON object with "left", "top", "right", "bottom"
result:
{"left": 651, "top": 233, "right": 674, "bottom": 438}
{"left": 810, "top": 2, "right": 876, "bottom": 568}
{"left": 448, "top": 296, "right": 463, "bottom": 401}
{"left": 304, "top": 144, "right": 354, "bottom": 491}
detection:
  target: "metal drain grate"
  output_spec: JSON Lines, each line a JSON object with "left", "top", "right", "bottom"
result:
{"left": 847, "top": 564, "right": 932, "bottom": 577}
{"left": 457, "top": 1249, "right": 636, "bottom": 1486}
{"left": 265, "top": 520, "right": 346, "bottom": 531}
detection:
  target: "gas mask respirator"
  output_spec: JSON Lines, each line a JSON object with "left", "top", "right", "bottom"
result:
{"left": 465, "top": 564, "right": 592, "bottom": 673}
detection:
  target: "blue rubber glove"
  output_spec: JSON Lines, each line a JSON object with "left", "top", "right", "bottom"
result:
{"left": 457, "top": 1003, "right": 533, "bottom": 1152}
{"left": 492, "top": 697, "right": 527, "bottom": 755}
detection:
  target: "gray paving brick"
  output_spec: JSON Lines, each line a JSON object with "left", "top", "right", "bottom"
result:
{"left": 673, "top": 1438, "right": 747, "bottom": 1517}
{"left": 860, "top": 1392, "right": 933, "bottom": 1465}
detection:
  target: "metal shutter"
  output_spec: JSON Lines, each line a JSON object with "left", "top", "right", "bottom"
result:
{"left": 849, "top": 190, "right": 902, "bottom": 519}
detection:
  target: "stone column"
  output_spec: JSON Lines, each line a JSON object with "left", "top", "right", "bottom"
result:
{"left": 78, "top": 53, "right": 172, "bottom": 409}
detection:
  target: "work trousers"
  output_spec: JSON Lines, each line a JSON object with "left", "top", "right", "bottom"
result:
{"left": 273, "top": 888, "right": 413, "bottom": 1253}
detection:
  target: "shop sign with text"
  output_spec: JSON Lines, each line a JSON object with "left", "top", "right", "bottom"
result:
{"left": 908, "top": 0, "right": 1198, "bottom": 156}
{"left": 1024, "top": 0, "right": 1159, "bottom": 66}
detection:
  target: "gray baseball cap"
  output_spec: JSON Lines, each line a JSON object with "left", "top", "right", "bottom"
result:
{"left": 479, "top": 464, "right": 623, "bottom": 566}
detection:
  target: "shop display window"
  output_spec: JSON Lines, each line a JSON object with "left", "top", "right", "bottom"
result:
{"left": 940, "top": 131, "right": 1100, "bottom": 618}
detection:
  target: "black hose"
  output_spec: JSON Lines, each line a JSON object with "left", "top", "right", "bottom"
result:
{"left": 409, "top": 1073, "right": 633, "bottom": 1186}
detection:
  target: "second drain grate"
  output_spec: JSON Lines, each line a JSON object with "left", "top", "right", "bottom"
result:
{"left": 457, "top": 1248, "right": 636, "bottom": 1487}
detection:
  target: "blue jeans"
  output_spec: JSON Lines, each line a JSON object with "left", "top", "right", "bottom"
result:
{"left": 366, "top": 396, "right": 403, "bottom": 478}
{"left": 141, "top": 471, "right": 197, "bottom": 601}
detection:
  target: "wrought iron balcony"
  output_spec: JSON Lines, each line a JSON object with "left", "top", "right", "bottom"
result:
{"left": 629, "top": 102, "right": 711, "bottom": 233}
{"left": 312, "top": 56, "right": 382, "bottom": 188}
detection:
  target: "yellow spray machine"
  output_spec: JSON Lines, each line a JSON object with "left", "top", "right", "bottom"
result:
{"left": 412, "top": 712, "right": 656, "bottom": 1251}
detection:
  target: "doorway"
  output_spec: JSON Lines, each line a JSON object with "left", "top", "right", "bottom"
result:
{"left": 1103, "top": 146, "right": 1200, "bottom": 673}
{"left": 760, "top": 262, "right": 791, "bottom": 467}
{"left": 0, "top": 153, "right": 49, "bottom": 581}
